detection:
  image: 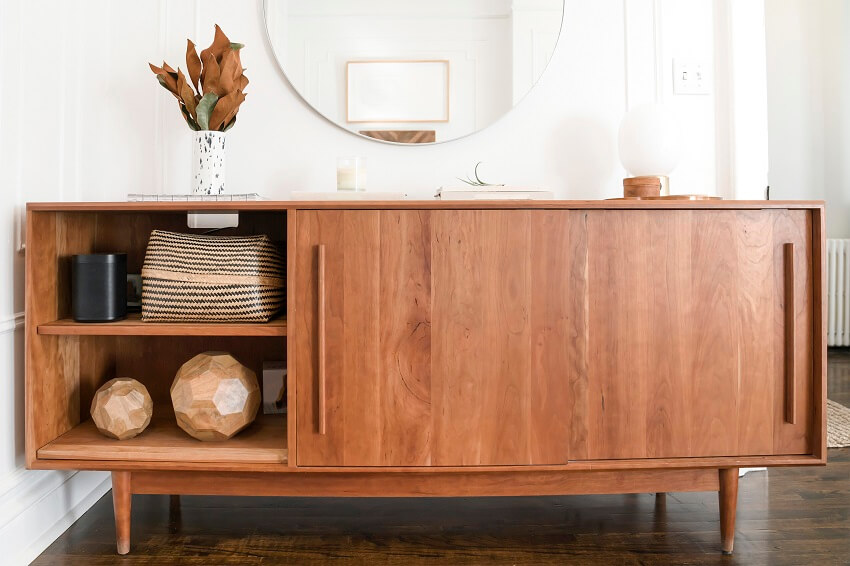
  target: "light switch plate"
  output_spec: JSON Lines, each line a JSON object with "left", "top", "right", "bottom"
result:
{"left": 673, "top": 59, "right": 711, "bottom": 95}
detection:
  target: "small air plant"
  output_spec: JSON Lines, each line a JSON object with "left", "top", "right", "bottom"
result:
{"left": 149, "top": 25, "right": 248, "bottom": 132}
{"left": 457, "top": 162, "right": 505, "bottom": 187}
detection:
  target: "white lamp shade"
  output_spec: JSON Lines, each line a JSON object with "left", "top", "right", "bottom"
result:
{"left": 618, "top": 103, "right": 682, "bottom": 177}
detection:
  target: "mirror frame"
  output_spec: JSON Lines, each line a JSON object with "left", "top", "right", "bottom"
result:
{"left": 260, "top": 0, "right": 565, "bottom": 146}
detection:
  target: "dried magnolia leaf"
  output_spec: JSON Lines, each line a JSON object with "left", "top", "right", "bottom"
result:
{"left": 223, "top": 116, "right": 237, "bottom": 132}
{"left": 148, "top": 62, "right": 167, "bottom": 75}
{"left": 162, "top": 61, "right": 177, "bottom": 76}
{"left": 208, "top": 89, "right": 244, "bottom": 131}
{"left": 150, "top": 63, "right": 179, "bottom": 96}
{"left": 155, "top": 75, "right": 179, "bottom": 98}
{"left": 232, "top": 49, "right": 243, "bottom": 78}
{"left": 218, "top": 49, "right": 239, "bottom": 94}
{"left": 221, "top": 91, "right": 246, "bottom": 130}
{"left": 200, "top": 24, "right": 231, "bottom": 66}
{"left": 196, "top": 92, "right": 219, "bottom": 130}
{"left": 186, "top": 39, "right": 202, "bottom": 93}
{"left": 176, "top": 70, "right": 187, "bottom": 102}
{"left": 177, "top": 69, "right": 197, "bottom": 119}
{"left": 201, "top": 52, "right": 221, "bottom": 96}
{"left": 180, "top": 104, "right": 201, "bottom": 131}
{"left": 229, "top": 46, "right": 247, "bottom": 94}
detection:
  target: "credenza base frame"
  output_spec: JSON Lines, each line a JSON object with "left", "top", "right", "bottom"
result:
{"left": 109, "top": 467, "right": 739, "bottom": 556}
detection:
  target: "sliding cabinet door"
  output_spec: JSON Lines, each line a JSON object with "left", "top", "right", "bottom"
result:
{"left": 581, "top": 209, "right": 813, "bottom": 460}
{"left": 428, "top": 210, "right": 586, "bottom": 466}
{"left": 294, "top": 210, "right": 432, "bottom": 467}
{"left": 294, "top": 209, "right": 586, "bottom": 467}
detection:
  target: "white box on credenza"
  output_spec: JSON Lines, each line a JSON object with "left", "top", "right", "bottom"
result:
{"left": 262, "top": 362, "right": 287, "bottom": 414}
{"left": 435, "top": 186, "right": 554, "bottom": 200}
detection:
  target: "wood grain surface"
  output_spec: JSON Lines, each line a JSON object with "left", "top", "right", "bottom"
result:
{"left": 584, "top": 210, "right": 814, "bottom": 460}
{"left": 111, "top": 471, "right": 131, "bottom": 555}
{"left": 295, "top": 210, "right": 581, "bottom": 466}
{"left": 718, "top": 468, "right": 739, "bottom": 554}
{"left": 27, "top": 200, "right": 825, "bottom": 211}
{"left": 38, "top": 313, "right": 287, "bottom": 336}
{"left": 38, "top": 413, "right": 287, "bottom": 464}
{"left": 129, "top": 468, "right": 720, "bottom": 497}
{"left": 29, "top": 205, "right": 825, "bottom": 474}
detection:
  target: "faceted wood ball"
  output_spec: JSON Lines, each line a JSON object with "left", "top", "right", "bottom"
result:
{"left": 170, "top": 352, "right": 260, "bottom": 441}
{"left": 90, "top": 378, "right": 153, "bottom": 440}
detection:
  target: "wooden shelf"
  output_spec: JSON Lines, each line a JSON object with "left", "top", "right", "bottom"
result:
{"left": 37, "top": 313, "right": 287, "bottom": 337}
{"left": 38, "top": 413, "right": 288, "bottom": 464}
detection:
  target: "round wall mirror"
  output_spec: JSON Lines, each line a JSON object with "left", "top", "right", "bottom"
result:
{"left": 263, "top": 0, "right": 565, "bottom": 145}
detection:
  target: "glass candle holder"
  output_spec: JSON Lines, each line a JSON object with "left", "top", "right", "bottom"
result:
{"left": 337, "top": 157, "right": 367, "bottom": 191}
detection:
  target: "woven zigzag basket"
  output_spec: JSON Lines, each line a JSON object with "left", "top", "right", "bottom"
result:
{"left": 141, "top": 230, "right": 285, "bottom": 322}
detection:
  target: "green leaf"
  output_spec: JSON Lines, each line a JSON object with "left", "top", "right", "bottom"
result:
{"left": 458, "top": 163, "right": 504, "bottom": 187}
{"left": 230, "top": 42, "right": 244, "bottom": 50}
{"left": 196, "top": 92, "right": 219, "bottom": 130}
{"left": 473, "top": 162, "right": 484, "bottom": 184}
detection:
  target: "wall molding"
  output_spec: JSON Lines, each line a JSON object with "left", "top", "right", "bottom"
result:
{"left": 0, "top": 313, "right": 24, "bottom": 335}
{"left": 0, "top": 469, "right": 111, "bottom": 565}
{"left": 623, "top": 0, "right": 661, "bottom": 111}
{"left": 713, "top": 0, "right": 769, "bottom": 199}
{"left": 0, "top": 469, "right": 77, "bottom": 530}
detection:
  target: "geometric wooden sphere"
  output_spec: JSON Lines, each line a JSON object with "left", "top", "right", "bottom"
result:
{"left": 90, "top": 378, "right": 153, "bottom": 440}
{"left": 170, "top": 351, "right": 260, "bottom": 441}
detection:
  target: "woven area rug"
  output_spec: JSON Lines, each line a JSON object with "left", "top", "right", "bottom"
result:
{"left": 827, "top": 399, "right": 850, "bottom": 448}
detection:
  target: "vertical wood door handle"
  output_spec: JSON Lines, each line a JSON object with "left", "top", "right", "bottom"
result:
{"left": 317, "top": 244, "right": 327, "bottom": 435}
{"left": 784, "top": 242, "right": 796, "bottom": 425}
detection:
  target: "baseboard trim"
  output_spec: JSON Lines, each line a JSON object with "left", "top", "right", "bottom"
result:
{"left": 0, "top": 313, "right": 24, "bottom": 335}
{"left": 0, "top": 468, "right": 76, "bottom": 529}
{"left": 0, "top": 469, "right": 110, "bottom": 565}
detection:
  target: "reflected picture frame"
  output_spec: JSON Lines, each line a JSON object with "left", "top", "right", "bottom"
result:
{"left": 346, "top": 60, "right": 450, "bottom": 123}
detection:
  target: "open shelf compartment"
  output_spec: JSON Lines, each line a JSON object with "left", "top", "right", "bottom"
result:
{"left": 30, "top": 334, "right": 288, "bottom": 467}
{"left": 38, "top": 412, "right": 287, "bottom": 464}
{"left": 26, "top": 207, "right": 290, "bottom": 468}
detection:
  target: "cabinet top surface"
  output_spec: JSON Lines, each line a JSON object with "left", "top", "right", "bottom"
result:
{"left": 26, "top": 200, "right": 825, "bottom": 212}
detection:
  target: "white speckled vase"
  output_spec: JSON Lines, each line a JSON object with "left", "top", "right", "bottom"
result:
{"left": 192, "top": 131, "right": 226, "bottom": 195}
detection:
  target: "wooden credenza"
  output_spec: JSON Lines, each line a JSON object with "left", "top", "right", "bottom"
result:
{"left": 25, "top": 201, "right": 826, "bottom": 555}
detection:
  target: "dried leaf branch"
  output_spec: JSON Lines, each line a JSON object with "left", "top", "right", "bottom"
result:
{"left": 149, "top": 25, "right": 248, "bottom": 132}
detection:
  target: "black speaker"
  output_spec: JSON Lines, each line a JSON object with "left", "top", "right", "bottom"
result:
{"left": 72, "top": 254, "right": 128, "bottom": 322}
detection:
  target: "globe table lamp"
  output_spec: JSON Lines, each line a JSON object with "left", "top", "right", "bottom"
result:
{"left": 618, "top": 103, "right": 682, "bottom": 197}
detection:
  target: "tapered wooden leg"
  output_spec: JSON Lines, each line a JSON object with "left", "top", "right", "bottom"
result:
{"left": 112, "top": 471, "right": 132, "bottom": 555}
{"left": 718, "top": 468, "right": 739, "bottom": 555}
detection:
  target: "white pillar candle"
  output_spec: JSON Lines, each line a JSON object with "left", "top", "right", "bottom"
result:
{"left": 337, "top": 157, "right": 366, "bottom": 191}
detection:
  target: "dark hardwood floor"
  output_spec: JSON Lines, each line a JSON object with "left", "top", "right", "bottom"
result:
{"left": 33, "top": 351, "right": 850, "bottom": 566}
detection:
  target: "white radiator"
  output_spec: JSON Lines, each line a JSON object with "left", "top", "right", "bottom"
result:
{"left": 828, "top": 239, "right": 850, "bottom": 346}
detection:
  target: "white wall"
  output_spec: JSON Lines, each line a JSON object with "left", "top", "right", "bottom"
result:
{"left": 0, "top": 0, "right": 768, "bottom": 560}
{"left": 2, "top": 0, "right": 763, "bottom": 204}
{"left": 765, "top": 0, "right": 850, "bottom": 237}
